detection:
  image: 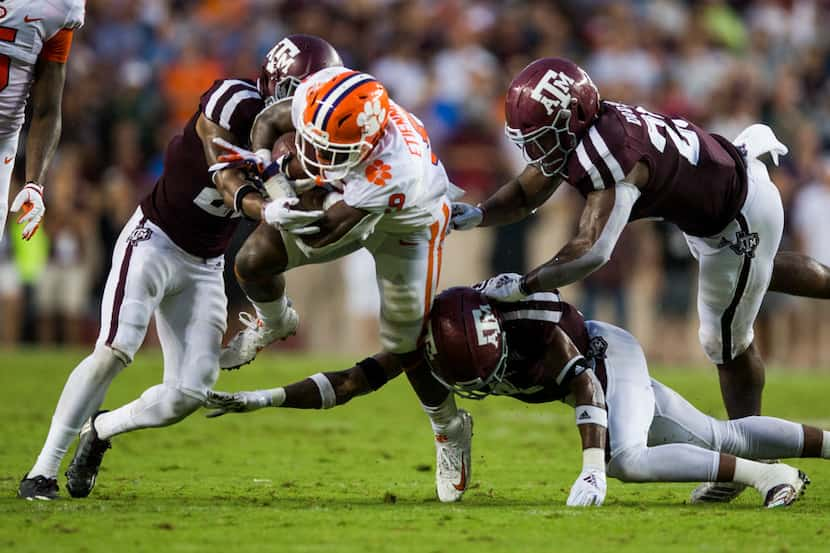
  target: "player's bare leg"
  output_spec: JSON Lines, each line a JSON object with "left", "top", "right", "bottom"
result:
{"left": 220, "top": 223, "right": 299, "bottom": 369}
{"left": 691, "top": 342, "right": 766, "bottom": 502}
{"left": 769, "top": 251, "right": 830, "bottom": 298}
{"left": 717, "top": 341, "right": 765, "bottom": 419}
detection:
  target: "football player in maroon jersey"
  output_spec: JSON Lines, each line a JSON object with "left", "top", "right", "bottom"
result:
{"left": 448, "top": 58, "right": 830, "bottom": 502}
{"left": 205, "top": 287, "right": 830, "bottom": 508}
{"left": 18, "top": 35, "right": 342, "bottom": 500}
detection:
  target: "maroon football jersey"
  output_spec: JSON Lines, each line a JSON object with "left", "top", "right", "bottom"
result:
{"left": 140, "top": 79, "right": 264, "bottom": 258}
{"left": 566, "top": 101, "right": 747, "bottom": 238}
{"left": 490, "top": 292, "right": 605, "bottom": 404}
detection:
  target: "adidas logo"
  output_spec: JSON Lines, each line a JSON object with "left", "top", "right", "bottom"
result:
{"left": 578, "top": 410, "right": 591, "bottom": 420}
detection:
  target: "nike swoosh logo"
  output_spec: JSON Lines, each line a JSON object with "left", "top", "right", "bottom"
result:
{"left": 453, "top": 459, "right": 467, "bottom": 491}
{"left": 24, "top": 16, "right": 44, "bottom": 23}
{"left": 3, "top": 156, "right": 13, "bottom": 164}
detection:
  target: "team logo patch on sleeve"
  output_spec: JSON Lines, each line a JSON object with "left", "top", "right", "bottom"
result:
{"left": 587, "top": 336, "right": 608, "bottom": 360}
{"left": 128, "top": 227, "right": 153, "bottom": 246}
{"left": 719, "top": 230, "right": 760, "bottom": 258}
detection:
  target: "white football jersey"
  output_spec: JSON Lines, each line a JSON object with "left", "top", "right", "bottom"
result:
{"left": 292, "top": 68, "right": 450, "bottom": 234}
{"left": 0, "top": 0, "right": 84, "bottom": 136}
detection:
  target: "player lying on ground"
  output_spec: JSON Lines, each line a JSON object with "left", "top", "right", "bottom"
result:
{"left": 17, "top": 35, "right": 342, "bottom": 500}
{"left": 208, "top": 63, "right": 473, "bottom": 492}
{"left": 0, "top": 0, "right": 85, "bottom": 242}
{"left": 207, "top": 287, "right": 830, "bottom": 508}
{"left": 448, "top": 57, "right": 830, "bottom": 502}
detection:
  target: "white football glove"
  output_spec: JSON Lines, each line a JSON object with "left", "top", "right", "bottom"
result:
{"left": 566, "top": 468, "right": 607, "bottom": 507}
{"left": 262, "top": 197, "right": 324, "bottom": 235}
{"left": 204, "top": 390, "right": 271, "bottom": 418}
{"left": 449, "top": 202, "right": 483, "bottom": 231}
{"left": 473, "top": 272, "right": 528, "bottom": 302}
{"left": 210, "top": 137, "right": 271, "bottom": 174}
{"left": 10, "top": 182, "right": 45, "bottom": 240}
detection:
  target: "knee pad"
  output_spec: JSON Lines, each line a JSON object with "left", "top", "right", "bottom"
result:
{"left": 607, "top": 447, "right": 649, "bottom": 482}
{"left": 698, "top": 324, "right": 724, "bottom": 364}
{"left": 83, "top": 346, "right": 128, "bottom": 386}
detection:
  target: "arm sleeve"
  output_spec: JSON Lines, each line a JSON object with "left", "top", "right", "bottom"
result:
{"left": 534, "top": 182, "right": 640, "bottom": 291}
{"left": 39, "top": 30, "right": 73, "bottom": 63}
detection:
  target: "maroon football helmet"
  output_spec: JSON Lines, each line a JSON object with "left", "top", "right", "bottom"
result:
{"left": 423, "top": 287, "right": 508, "bottom": 400}
{"left": 258, "top": 34, "right": 343, "bottom": 104}
{"left": 505, "top": 58, "right": 600, "bottom": 177}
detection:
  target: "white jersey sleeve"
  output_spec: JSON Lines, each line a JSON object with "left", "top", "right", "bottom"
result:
{"left": 61, "top": 0, "right": 86, "bottom": 31}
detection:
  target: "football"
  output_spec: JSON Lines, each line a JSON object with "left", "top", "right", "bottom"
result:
{"left": 266, "top": 132, "right": 331, "bottom": 211}
{"left": 272, "top": 131, "right": 315, "bottom": 180}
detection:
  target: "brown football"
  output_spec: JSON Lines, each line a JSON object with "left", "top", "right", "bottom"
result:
{"left": 272, "top": 131, "right": 316, "bottom": 179}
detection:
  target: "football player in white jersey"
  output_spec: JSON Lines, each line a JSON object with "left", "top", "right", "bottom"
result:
{"left": 211, "top": 67, "right": 471, "bottom": 491}
{"left": 0, "top": 0, "right": 84, "bottom": 241}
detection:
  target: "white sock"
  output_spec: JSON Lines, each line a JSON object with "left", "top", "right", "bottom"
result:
{"left": 29, "top": 348, "right": 125, "bottom": 478}
{"left": 267, "top": 387, "right": 287, "bottom": 407}
{"left": 252, "top": 296, "right": 288, "bottom": 326}
{"left": 733, "top": 457, "right": 772, "bottom": 491}
{"left": 823, "top": 431, "right": 830, "bottom": 458}
{"left": 421, "top": 394, "right": 458, "bottom": 436}
{"left": 95, "top": 383, "right": 202, "bottom": 440}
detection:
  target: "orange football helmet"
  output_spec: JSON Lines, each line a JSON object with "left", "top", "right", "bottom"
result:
{"left": 295, "top": 70, "right": 390, "bottom": 181}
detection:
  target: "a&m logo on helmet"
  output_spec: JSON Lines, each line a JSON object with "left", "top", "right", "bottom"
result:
{"left": 472, "top": 305, "right": 500, "bottom": 347}
{"left": 266, "top": 38, "right": 301, "bottom": 75}
{"left": 530, "top": 70, "right": 576, "bottom": 116}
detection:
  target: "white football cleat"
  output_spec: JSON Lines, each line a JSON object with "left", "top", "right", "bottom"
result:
{"left": 689, "top": 481, "right": 747, "bottom": 504}
{"left": 219, "top": 304, "right": 299, "bottom": 370}
{"left": 758, "top": 464, "right": 809, "bottom": 509}
{"left": 434, "top": 409, "right": 473, "bottom": 503}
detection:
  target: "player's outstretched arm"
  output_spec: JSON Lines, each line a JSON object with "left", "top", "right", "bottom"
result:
{"left": 450, "top": 165, "right": 561, "bottom": 231}
{"left": 205, "top": 353, "right": 402, "bottom": 417}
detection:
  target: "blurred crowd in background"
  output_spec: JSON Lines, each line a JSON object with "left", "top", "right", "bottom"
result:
{"left": 2, "top": 0, "right": 830, "bottom": 368}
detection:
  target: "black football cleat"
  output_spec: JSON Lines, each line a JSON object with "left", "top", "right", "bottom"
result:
{"left": 18, "top": 473, "right": 59, "bottom": 500}
{"left": 65, "top": 411, "right": 111, "bottom": 498}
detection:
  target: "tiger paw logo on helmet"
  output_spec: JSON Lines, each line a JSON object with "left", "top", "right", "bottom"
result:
{"left": 357, "top": 98, "right": 387, "bottom": 138}
{"left": 365, "top": 159, "right": 392, "bottom": 186}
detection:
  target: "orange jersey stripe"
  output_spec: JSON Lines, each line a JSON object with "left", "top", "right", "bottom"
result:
{"left": 40, "top": 29, "right": 74, "bottom": 63}
{"left": 423, "top": 219, "right": 440, "bottom": 322}
{"left": 434, "top": 201, "right": 451, "bottom": 291}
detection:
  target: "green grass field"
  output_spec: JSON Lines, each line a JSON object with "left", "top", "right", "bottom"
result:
{"left": 1, "top": 349, "right": 829, "bottom": 553}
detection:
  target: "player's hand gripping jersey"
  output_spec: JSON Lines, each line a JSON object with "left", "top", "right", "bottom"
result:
{"left": 0, "top": 0, "right": 84, "bottom": 136}
{"left": 566, "top": 101, "right": 748, "bottom": 238}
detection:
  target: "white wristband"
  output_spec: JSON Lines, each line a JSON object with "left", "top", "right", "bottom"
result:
{"left": 255, "top": 148, "right": 272, "bottom": 164}
{"left": 310, "top": 373, "right": 336, "bottom": 409}
{"left": 582, "top": 447, "right": 606, "bottom": 472}
{"left": 575, "top": 405, "right": 608, "bottom": 428}
{"left": 266, "top": 387, "right": 286, "bottom": 407}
